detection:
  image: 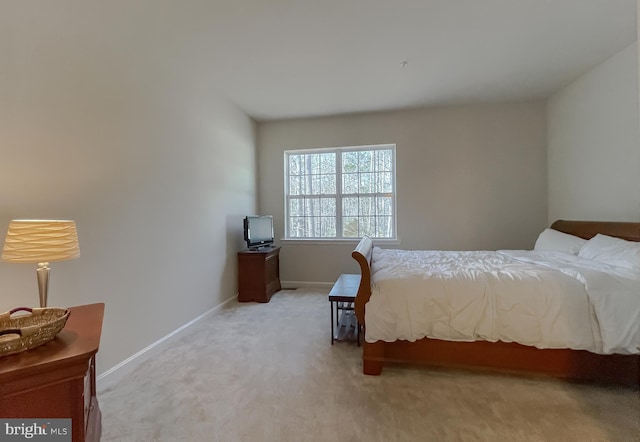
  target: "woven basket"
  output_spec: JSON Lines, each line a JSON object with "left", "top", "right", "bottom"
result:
{"left": 0, "top": 307, "right": 70, "bottom": 357}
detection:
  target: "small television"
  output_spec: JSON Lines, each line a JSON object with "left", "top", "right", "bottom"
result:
{"left": 243, "top": 215, "right": 274, "bottom": 250}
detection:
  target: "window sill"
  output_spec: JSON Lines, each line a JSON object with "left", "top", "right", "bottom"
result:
{"left": 280, "top": 238, "right": 401, "bottom": 246}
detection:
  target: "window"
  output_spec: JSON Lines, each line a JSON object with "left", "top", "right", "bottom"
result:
{"left": 285, "top": 144, "right": 396, "bottom": 240}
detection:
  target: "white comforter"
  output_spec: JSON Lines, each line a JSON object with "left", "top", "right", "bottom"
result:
{"left": 365, "top": 248, "right": 640, "bottom": 354}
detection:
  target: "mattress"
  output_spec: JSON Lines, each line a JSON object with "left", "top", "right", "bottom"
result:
{"left": 365, "top": 248, "right": 640, "bottom": 354}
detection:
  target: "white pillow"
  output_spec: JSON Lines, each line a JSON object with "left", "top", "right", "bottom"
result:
{"left": 534, "top": 228, "right": 586, "bottom": 254}
{"left": 578, "top": 234, "right": 640, "bottom": 271}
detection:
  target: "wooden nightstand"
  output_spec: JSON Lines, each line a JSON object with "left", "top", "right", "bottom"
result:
{"left": 237, "top": 246, "right": 281, "bottom": 302}
{"left": 0, "top": 303, "right": 105, "bottom": 442}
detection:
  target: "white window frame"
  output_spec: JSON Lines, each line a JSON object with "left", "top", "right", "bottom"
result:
{"left": 283, "top": 144, "right": 397, "bottom": 241}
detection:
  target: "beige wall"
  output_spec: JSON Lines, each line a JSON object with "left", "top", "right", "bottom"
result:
{"left": 258, "top": 103, "right": 548, "bottom": 285}
{"left": 6, "top": 2, "right": 632, "bottom": 377}
{"left": 547, "top": 42, "right": 640, "bottom": 223}
{"left": 0, "top": 4, "right": 256, "bottom": 375}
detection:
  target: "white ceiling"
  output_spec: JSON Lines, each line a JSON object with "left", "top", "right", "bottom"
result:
{"left": 204, "top": 0, "right": 637, "bottom": 121}
{"left": 5, "top": 1, "right": 637, "bottom": 122}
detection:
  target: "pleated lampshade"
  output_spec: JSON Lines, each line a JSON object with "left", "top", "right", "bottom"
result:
{"left": 2, "top": 220, "right": 80, "bottom": 263}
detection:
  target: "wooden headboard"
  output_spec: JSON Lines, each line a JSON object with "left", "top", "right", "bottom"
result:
{"left": 551, "top": 220, "right": 640, "bottom": 242}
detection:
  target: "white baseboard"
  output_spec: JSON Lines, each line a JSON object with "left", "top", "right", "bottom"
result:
{"left": 281, "top": 280, "right": 333, "bottom": 290}
{"left": 97, "top": 293, "right": 237, "bottom": 393}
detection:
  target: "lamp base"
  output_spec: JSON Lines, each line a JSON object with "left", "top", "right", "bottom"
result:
{"left": 36, "top": 263, "right": 50, "bottom": 308}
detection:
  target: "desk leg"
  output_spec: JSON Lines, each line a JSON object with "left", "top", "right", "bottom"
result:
{"left": 330, "top": 302, "right": 334, "bottom": 345}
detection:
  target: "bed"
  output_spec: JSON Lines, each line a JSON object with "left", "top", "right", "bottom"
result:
{"left": 351, "top": 220, "right": 640, "bottom": 386}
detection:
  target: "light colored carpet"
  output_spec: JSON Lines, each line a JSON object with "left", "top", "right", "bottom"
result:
{"left": 100, "top": 289, "right": 639, "bottom": 442}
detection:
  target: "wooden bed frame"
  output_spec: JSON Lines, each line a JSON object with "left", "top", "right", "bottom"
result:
{"left": 351, "top": 220, "right": 640, "bottom": 386}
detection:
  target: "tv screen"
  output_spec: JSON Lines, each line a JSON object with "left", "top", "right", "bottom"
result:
{"left": 244, "top": 215, "right": 274, "bottom": 249}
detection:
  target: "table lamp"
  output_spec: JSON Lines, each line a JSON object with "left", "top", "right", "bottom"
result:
{"left": 2, "top": 219, "right": 80, "bottom": 307}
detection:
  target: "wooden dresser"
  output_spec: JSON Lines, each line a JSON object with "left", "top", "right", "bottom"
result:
{"left": 238, "top": 246, "right": 281, "bottom": 302}
{"left": 0, "top": 303, "right": 105, "bottom": 442}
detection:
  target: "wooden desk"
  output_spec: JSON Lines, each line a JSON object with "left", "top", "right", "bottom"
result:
{"left": 329, "top": 274, "right": 360, "bottom": 345}
{"left": 0, "top": 303, "right": 105, "bottom": 442}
